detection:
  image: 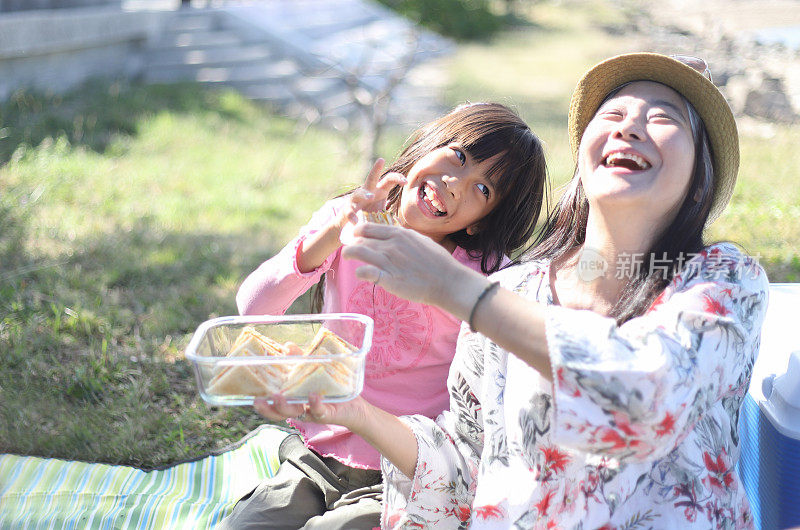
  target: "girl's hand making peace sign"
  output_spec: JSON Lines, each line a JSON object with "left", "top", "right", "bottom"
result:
{"left": 295, "top": 159, "right": 405, "bottom": 274}
{"left": 336, "top": 158, "right": 406, "bottom": 232}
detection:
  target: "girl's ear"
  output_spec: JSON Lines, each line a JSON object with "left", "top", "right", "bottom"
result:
{"left": 466, "top": 224, "right": 480, "bottom": 236}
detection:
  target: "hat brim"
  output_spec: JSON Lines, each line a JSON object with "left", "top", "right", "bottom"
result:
{"left": 568, "top": 52, "right": 739, "bottom": 224}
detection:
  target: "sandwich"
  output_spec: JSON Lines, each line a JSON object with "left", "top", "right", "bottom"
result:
{"left": 306, "top": 327, "right": 358, "bottom": 356}
{"left": 281, "top": 362, "right": 353, "bottom": 399}
{"left": 206, "top": 326, "right": 360, "bottom": 400}
{"left": 339, "top": 209, "right": 398, "bottom": 245}
{"left": 360, "top": 210, "right": 398, "bottom": 225}
{"left": 206, "top": 327, "right": 287, "bottom": 396}
{"left": 206, "top": 360, "right": 279, "bottom": 397}
{"left": 281, "top": 327, "right": 358, "bottom": 399}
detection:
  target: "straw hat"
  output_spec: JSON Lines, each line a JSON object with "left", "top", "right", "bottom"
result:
{"left": 568, "top": 52, "right": 739, "bottom": 224}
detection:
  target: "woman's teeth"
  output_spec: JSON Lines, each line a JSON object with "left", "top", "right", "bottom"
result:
{"left": 603, "top": 152, "right": 651, "bottom": 170}
{"left": 423, "top": 184, "right": 446, "bottom": 216}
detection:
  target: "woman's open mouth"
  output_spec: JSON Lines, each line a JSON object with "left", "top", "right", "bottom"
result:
{"left": 602, "top": 151, "right": 652, "bottom": 171}
{"left": 419, "top": 182, "right": 447, "bottom": 216}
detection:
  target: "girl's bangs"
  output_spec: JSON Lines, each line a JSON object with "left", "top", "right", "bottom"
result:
{"left": 461, "top": 130, "right": 527, "bottom": 192}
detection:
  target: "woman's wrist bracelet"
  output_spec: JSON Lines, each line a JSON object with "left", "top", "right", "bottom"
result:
{"left": 468, "top": 281, "right": 500, "bottom": 332}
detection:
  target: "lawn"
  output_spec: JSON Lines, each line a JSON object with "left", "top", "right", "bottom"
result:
{"left": 1, "top": 0, "right": 798, "bottom": 468}
{"left": 0, "top": 82, "right": 371, "bottom": 467}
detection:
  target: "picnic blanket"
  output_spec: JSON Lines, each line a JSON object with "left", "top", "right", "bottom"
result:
{"left": 0, "top": 424, "right": 293, "bottom": 529}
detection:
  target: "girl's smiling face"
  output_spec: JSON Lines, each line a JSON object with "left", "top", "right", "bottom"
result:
{"left": 578, "top": 81, "right": 696, "bottom": 228}
{"left": 396, "top": 143, "right": 502, "bottom": 246}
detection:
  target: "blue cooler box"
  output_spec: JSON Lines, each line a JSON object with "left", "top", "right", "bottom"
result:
{"left": 738, "top": 284, "right": 800, "bottom": 530}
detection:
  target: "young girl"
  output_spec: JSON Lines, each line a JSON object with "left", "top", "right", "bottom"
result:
{"left": 219, "top": 102, "right": 548, "bottom": 529}
{"left": 290, "top": 53, "right": 768, "bottom": 528}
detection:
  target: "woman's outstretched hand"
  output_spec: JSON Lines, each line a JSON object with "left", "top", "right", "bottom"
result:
{"left": 341, "top": 222, "right": 484, "bottom": 309}
{"left": 254, "top": 393, "right": 420, "bottom": 479}
{"left": 252, "top": 394, "right": 372, "bottom": 433}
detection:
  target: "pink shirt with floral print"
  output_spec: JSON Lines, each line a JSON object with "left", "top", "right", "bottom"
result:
{"left": 237, "top": 197, "right": 501, "bottom": 470}
{"left": 381, "top": 243, "right": 767, "bottom": 529}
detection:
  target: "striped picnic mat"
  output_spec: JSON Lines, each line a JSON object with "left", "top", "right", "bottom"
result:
{"left": 0, "top": 424, "right": 293, "bottom": 529}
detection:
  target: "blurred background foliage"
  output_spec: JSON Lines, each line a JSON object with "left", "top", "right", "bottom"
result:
{"left": 374, "top": 0, "right": 535, "bottom": 40}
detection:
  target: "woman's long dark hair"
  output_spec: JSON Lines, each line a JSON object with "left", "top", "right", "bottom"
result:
{"left": 312, "top": 102, "right": 549, "bottom": 312}
{"left": 528, "top": 86, "right": 715, "bottom": 324}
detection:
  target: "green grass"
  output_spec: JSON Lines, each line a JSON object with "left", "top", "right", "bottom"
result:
{"left": 712, "top": 126, "right": 800, "bottom": 281}
{"left": 0, "top": 81, "right": 369, "bottom": 467}
{"left": 1, "top": 0, "right": 798, "bottom": 468}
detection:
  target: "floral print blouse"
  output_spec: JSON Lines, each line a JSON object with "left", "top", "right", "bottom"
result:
{"left": 381, "top": 243, "right": 768, "bottom": 529}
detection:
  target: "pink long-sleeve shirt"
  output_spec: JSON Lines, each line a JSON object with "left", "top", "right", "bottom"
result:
{"left": 236, "top": 197, "right": 499, "bottom": 470}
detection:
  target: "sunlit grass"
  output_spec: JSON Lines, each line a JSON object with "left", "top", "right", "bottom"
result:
{"left": 710, "top": 124, "right": 800, "bottom": 280}
{"left": 0, "top": 82, "right": 367, "bottom": 466}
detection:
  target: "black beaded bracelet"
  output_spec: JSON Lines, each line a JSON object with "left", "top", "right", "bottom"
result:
{"left": 468, "top": 281, "right": 499, "bottom": 332}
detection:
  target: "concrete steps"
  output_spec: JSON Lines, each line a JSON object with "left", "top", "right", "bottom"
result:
{"left": 144, "top": 11, "right": 290, "bottom": 85}
{"left": 147, "top": 56, "right": 299, "bottom": 85}
{"left": 158, "top": 29, "right": 242, "bottom": 49}
{"left": 168, "top": 12, "right": 214, "bottom": 32}
{"left": 141, "top": 1, "right": 453, "bottom": 127}
{"left": 147, "top": 43, "right": 274, "bottom": 69}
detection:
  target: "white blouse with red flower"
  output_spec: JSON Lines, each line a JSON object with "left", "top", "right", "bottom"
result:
{"left": 380, "top": 243, "right": 768, "bottom": 529}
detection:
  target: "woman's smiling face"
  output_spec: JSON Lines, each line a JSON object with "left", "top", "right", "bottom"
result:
{"left": 578, "top": 81, "right": 696, "bottom": 227}
{"left": 396, "top": 144, "right": 501, "bottom": 246}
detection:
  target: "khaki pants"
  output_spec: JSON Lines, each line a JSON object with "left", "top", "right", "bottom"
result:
{"left": 217, "top": 434, "right": 382, "bottom": 529}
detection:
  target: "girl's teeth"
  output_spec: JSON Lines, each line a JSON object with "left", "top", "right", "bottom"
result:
{"left": 424, "top": 186, "right": 445, "bottom": 214}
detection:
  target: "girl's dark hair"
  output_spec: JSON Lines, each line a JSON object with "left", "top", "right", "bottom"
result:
{"left": 312, "top": 102, "right": 548, "bottom": 312}
{"left": 384, "top": 102, "right": 548, "bottom": 271}
{"left": 528, "top": 85, "right": 715, "bottom": 324}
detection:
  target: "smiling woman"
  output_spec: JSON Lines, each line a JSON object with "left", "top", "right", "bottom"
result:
{"left": 534, "top": 54, "right": 726, "bottom": 322}
{"left": 581, "top": 82, "right": 696, "bottom": 220}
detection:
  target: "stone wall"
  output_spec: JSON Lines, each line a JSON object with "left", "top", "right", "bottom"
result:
{"left": 0, "top": 0, "right": 121, "bottom": 12}
{"left": 629, "top": 1, "right": 800, "bottom": 124}
{"left": 0, "top": 7, "right": 165, "bottom": 100}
